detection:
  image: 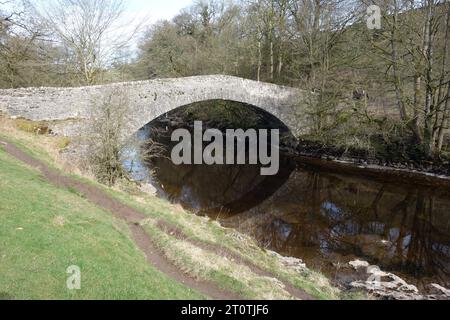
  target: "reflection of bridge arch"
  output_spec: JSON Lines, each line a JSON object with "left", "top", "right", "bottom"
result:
{"left": 150, "top": 154, "right": 296, "bottom": 218}
{"left": 202, "top": 157, "right": 296, "bottom": 217}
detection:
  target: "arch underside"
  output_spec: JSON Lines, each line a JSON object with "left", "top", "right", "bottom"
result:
{"left": 128, "top": 96, "right": 299, "bottom": 139}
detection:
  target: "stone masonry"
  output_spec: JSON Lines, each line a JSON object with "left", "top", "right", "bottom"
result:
{"left": 0, "top": 75, "right": 306, "bottom": 138}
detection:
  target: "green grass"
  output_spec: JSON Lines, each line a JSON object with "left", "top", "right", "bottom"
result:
{"left": 0, "top": 149, "right": 203, "bottom": 300}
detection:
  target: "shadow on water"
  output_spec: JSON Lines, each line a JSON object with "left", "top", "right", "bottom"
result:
{"left": 123, "top": 100, "right": 450, "bottom": 293}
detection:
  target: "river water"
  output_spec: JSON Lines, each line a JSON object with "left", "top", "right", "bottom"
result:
{"left": 122, "top": 107, "right": 450, "bottom": 295}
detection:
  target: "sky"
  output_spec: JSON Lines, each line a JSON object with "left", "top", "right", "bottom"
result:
{"left": 116, "top": 0, "right": 196, "bottom": 54}
{"left": 125, "top": 0, "right": 195, "bottom": 24}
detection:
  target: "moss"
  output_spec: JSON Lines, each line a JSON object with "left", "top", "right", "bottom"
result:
{"left": 56, "top": 137, "right": 71, "bottom": 150}
{"left": 14, "top": 119, "right": 50, "bottom": 135}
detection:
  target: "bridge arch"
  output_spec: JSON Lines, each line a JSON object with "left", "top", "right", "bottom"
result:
{"left": 125, "top": 76, "right": 304, "bottom": 138}
{"left": 135, "top": 98, "right": 299, "bottom": 216}
{"left": 0, "top": 75, "right": 306, "bottom": 138}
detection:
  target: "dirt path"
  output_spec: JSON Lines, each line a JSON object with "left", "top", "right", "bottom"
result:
{"left": 0, "top": 140, "right": 241, "bottom": 300}
{"left": 156, "top": 220, "right": 315, "bottom": 300}
{"left": 129, "top": 223, "right": 241, "bottom": 300}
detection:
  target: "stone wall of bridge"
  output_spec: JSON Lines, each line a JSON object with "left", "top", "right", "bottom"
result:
{"left": 0, "top": 75, "right": 307, "bottom": 137}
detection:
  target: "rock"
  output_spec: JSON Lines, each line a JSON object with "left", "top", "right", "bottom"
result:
{"left": 268, "top": 250, "right": 307, "bottom": 273}
{"left": 228, "top": 231, "right": 247, "bottom": 242}
{"left": 279, "top": 256, "right": 307, "bottom": 272}
{"left": 429, "top": 284, "right": 450, "bottom": 297}
{"left": 139, "top": 183, "right": 157, "bottom": 196}
{"left": 348, "top": 263, "right": 450, "bottom": 300}
{"left": 349, "top": 259, "right": 369, "bottom": 270}
{"left": 350, "top": 275, "right": 421, "bottom": 300}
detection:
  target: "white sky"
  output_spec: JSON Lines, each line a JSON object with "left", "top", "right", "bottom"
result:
{"left": 115, "top": 0, "right": 197, "bottom": 56}
{"left": 1, "top": 0, "right": 191, "bottom": 20}
{"left": 126, "top": 0, "right": 195, "bottom": 24}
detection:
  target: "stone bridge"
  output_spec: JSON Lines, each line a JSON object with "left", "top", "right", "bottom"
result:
{"left": 0, "top": 75, "right": 306, "bottom": 137}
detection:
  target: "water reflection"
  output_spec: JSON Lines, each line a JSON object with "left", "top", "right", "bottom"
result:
{"left": 122, "top": 102, "right": 450, "bottom": 293}
{"left": 225, "top": 169, "right": 450, "bottom": 290}
{"left": 128, "top": 148, "right": 450, "bottom": 290}
{"left": 150, "top": 156, "right": 295, "bottom": 215}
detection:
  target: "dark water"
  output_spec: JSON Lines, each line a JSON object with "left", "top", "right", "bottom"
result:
{"left": 144, "top": 156, "right": 450, "bottom": 291}
{"left": 122, "top": 105, "right": 450, "bottom": 294}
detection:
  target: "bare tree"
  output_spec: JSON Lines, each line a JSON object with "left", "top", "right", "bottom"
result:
{"left": 88, "top": 88, "right": 129, "bottom": 186}
{"left": 33, "top": 0, "right": 142, "bottom": 85}
{"left": 0, "top": 0, "right": 53, "bottom": 87}
{"left": 287, "top": 0, "right": 360, "bottom": 135}
{"left": 370, "top": 0, "right": 450, "bottom": 157}
{"left": 247, "top": 0, "right": 290, "bottom": 82}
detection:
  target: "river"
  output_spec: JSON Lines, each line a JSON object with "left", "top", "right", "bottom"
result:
{"left": 121, "top": 102, "right": 450, "bottom": 295}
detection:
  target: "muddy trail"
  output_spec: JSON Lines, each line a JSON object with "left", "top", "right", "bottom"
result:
{"left": 0, "top": 140, "right": 314, "bottom": 300}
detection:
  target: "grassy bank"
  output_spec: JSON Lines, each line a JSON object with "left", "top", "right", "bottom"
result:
{"left": 0, "top": 115, "right": 359, "bottom": 300}
{"left": 0, "top": 147, "right": 203, "bottom": 300}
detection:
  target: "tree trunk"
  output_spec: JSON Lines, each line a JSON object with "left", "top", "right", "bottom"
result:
{"left": 269, "top": 39, "right": 274, "bottom": 81}
{"left": 277, "top": 50, "right": 283, "bottom": 79}
{"left": 423, "top": 0, "right": 435, "bottom": 157}
{"left": 437, "top": 82, "right": 450, "bottom": 152}
{"left": 436, "top": 2, "right": 450, "bottom": 153}
{"left": 257, "top": 39, "right": 262, "bottom": 82}
{"left": 391, "top": 1, "right": 408, "bottom": 122}
{"left": 412, "top": 73, "right": 424, "bottom": 143}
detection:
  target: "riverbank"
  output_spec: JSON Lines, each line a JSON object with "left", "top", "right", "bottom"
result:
{"left": 2, "top": 114, "right": 449, "bottom": 300}
{"left": 293, "top": 138, "right": 450, "bottom": 180}
{"left": 0, "top": 115, "right": 345, "bottom": 300}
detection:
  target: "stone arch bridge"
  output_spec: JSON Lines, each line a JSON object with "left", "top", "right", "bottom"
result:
{"left": 0, "top": 75, "right": 306, "bottom": 137}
